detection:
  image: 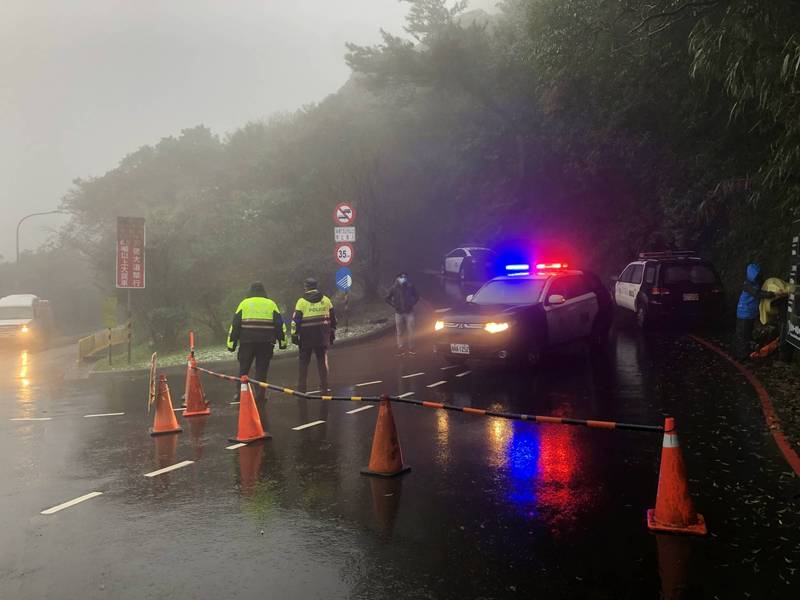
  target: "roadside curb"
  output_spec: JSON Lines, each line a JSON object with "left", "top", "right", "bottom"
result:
{"left": 688, "top": 334, "right": 800, "bottom": 477}
{"left": 88, "top": 322, "right": 394, "bottom": 379}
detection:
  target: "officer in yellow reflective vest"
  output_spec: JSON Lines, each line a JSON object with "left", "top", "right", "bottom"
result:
{"left": 227, "top": 281, "right": 286, "bottom": 400}
{"left": 292, "top": 278, "right": 336, "bottom": 393}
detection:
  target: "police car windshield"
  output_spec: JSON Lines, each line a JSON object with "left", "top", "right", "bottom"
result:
{"left": 0, "top": 307, "right": 33, "bottom": 320}
{"left": 471, "top": 279, "right": 545, "bottom": 305}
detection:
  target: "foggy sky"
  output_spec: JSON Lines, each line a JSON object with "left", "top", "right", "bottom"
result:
{"left": 1, "top": 1, "right": 496, "bottom": 260}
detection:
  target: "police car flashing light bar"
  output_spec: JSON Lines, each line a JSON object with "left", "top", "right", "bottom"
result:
{"left": 505, "top": 264, "right": 530, "bottom": 272}
{"left": 535, "top": 262, "right": 568, "bottom": 270}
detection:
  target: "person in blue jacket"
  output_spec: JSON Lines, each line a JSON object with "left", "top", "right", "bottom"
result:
{"left": 735, "top": 263, "right": 776, "bottom": 360}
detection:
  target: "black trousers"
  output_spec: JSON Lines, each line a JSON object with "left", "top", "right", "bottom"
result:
{"left": 237, "top": 342, "right": 274, "bottom": 400}
{"left": 297, "top": 346, "right": 329, "bottom": 393}
{"left": 734, "top": 318, "right": 755, "bottom": 360}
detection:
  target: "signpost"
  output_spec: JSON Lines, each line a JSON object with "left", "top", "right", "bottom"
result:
{"left": 333, "top": 204, "right": 355, "bottom": 332}
{"left": 116, "top": 217, "right": 145, "bottom": 364}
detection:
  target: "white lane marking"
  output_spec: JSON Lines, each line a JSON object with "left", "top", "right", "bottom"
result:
{"left": 346, "top": 405, "right": 374, "bottom": 414}
{"left": 433, "top": 307, "right": 451, "bottom": 313}
{"left": 440, "top": 365, "right": 459, "bottom": 371}
{"left": 83, "top": 412, "right": 125, "bottom": 418}
{"left": 427, "top": 380, "right": 448, "bottom": 388}
{"left": 354, "top": 380, "right": 382, "bottom": 387}
{"left": 307, "top": 390, "right": 321, "bottom": 395}
{"left": 229, "top": 401, "right": 240, "bottom": 405}
{"left": 455, "top": 370, "right": 472, "bottom": 378}
{"left": 174, "top": 407, "right": 186, "bottom": 412}
{"left": 10, "top": 417, "right": 51, "bottom": 421}
{"left": 226, "top": 443, "right": 247, "bottom": 450}
{"left": 41, "top": 492, "right": 103, "bottom": 515}
{"left": 398, "top": 392, "right": 415, "bottom": 399}
{"left": 292, "top": 420, "right": 325, "bottom": 431}
{"left": 143, "top": 460, "right": 194, "bottom": 478}
{"left": 401, "top": 372, "right": 425, "bottom": 379}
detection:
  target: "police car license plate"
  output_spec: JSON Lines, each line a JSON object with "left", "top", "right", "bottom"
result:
{"left": 450, "top": 343, "right": 470, "bottom": 354}
{"left": 683, "top": 293, "right": 700, "bottom": 302}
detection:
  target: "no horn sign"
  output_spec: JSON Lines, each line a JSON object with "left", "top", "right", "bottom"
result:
{"left": 335, "top": 243, "right": 354, "bottom": 266}
{"left": 334, "top": 203, "right": 356, "bottom": 225}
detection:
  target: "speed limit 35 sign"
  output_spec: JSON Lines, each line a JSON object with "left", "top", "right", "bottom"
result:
{"left": 335, "top": 243, "right": 354, "bottom": 266}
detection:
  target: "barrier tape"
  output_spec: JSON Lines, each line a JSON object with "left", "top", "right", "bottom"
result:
{"left": 192, "top": 364, "right": 663, "bottom": 433}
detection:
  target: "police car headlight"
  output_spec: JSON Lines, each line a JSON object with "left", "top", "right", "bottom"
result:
{"left": 484, "top": 322, "right": 509, "bottom": 334}
{"left": 434, "top": 320, "right": 445, "bottom": 331}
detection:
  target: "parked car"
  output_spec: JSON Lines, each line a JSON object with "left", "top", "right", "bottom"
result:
{"left": 0, "top": 294, "right": 54, "bottom": 347}
{"left": 433, "top": 263, "right": 613, "bottom": 366}
{"left": 613, "top": 252, "right": 724, "bottom": 329}
{"left": 441, "top": 246, "right": 496, "bottom": 282}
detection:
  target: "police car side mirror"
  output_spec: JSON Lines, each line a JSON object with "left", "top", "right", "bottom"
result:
{"left": 548, "top": 294, "right": 566, "bottom": 305}
{"left": 466, "top": 294, "right": 474, "bottom": 303}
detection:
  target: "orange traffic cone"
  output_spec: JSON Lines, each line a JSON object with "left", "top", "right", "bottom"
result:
{"left": 229, "top": 376, "right": 269, "bottom": 443}
{"left": 183, "top": 355, "right": 210, "bottom": 417}
{"left": 361, "top": 396, "right": 411, "bottom": 477}
{"left": 647, "top": 417, "right": 707, "bottom": 535}
{"left": 150, "top": 374, "right": 183, "bottom": 436}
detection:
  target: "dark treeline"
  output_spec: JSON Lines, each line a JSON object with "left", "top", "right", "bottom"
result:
{"left": 5, "top": 0, "right": 799, "bottom": 348}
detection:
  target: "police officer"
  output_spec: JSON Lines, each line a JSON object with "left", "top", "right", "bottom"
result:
{"left": 292, "top": 278, "right": 336, "bottom": 393}
{"left": 227, "top": 281, "right": 286, "bottom": 400}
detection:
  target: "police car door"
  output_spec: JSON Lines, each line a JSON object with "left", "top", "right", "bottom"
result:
{"left": 544, "top": 277, "right": 573, "bottom": 344}
{"left": 446, "top": 249, "right": 465, "bottom": 275}
{"left": 570, "top": 275, "right": 600, "bottom": 338}
{"left": 615, "top": 265, "right": 634, "bottom": 310}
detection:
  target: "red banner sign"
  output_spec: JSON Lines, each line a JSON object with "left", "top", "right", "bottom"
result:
{"left": 116, "top": 217, "right": 145, "bottom": 289}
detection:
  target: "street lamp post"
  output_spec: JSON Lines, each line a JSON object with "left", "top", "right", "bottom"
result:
{"left": 16, "top": 210, "right": 64, "bottom": 264}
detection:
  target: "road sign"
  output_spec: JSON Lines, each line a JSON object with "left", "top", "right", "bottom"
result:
{"left": 116, "top": 217, "right": 145, "bottom": 289}
{"left": 335, "top": 243, "right": 354, "bottom": 266}
{"left": 102, "top": 296, "right": 118, "bottom": 329}
{"left": 334, "top": 227, "right": 356, "bottom": 242}
{"left": 334, "top": 203, "right": 356, "bottom": 225}
{"left": 335, "top": 267, "right": 353, "bottom": 291}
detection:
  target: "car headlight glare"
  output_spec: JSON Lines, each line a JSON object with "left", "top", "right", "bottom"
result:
{"left": 434, "top": 320, "right": 445, "bottom": 331}
{"left": 484, "top": 322, "right": 509, "bottom": 334}
{"left": 20, "top": 325, "right": 29, "bottom": 334}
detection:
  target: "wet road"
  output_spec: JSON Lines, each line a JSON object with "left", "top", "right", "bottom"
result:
{"left": 1, "top": 273, "right": 798, "bottom": 599}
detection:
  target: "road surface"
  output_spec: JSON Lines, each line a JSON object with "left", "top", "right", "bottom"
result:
{"left": 1, "top": 273, "right": 798, "bottom": 599}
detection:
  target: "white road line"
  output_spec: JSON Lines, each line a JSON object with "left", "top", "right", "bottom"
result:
{"left": 41, "top": 492, "right": 103, "bottom": 515}
{"left": 10, "top": 417, "right": 51, "bottom": 421}
{"left": 226, "top": 443, "right": 247, "bottom": 450}
{"left": 455, "top": 370, "right": 472, "bottom": 378}
{"left": 174, "top": 407, "right": 186, "bottom": 412}
{"left": 401, "top": 372, "right": 425, "bottom": 379}
{"left": 440, "top": 365, "right": 459, "bottom": 371}
{"left": 83, "top": 412, "right": 125, "bottom": 418}
{"left": 427, "top": 380, "right": 448, "bottom": 388}
{"left": 307, "top": 390, "right": 321, "bottom": 395}
{"left": 292, "top": 420, "right": 326, "bottom": 431}
{"left": 354, "top": 380, "right": 382, "bottom": 387}
{"left": 398, "top": 392, "right": 415, "bottom": 399}
{"left": 433, "top": 307, "right": 450, "bottom": 313}
{"left": 143, "top": 460, "right": 194, "bottom": 478}
{"left": 229, "top": 401, "right": 240, "bottom": 405}
{"left": 346, "top": 405, "right": 374, "bottom": 415}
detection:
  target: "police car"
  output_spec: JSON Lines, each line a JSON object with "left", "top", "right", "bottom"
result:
{"left": 441, "top": 246, "right": 497, "bottom": 281}
{"left": 433, "top": 264, "right": 613, "bottom": 365}
{"left": 782, "top": 219, "right": 800, "bottom": 358}
{"left": 613, "top": 251, "right": 724, "bottom": 328}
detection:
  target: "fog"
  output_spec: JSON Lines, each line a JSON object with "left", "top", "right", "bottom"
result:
{"left": 0, "top": 0, "right": 495, "bottom": 259}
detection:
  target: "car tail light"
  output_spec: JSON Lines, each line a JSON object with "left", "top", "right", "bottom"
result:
{"left": 650, "top": 288, "right": 671, "bottom": 296}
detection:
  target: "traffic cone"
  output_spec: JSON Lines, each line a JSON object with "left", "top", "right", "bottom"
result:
{"left": 150, "top": 374, "right": 183, "bottom": 436}
{"left": 647, "top": 417, "right": 707, "bottom": 535}
{"left": 229, "top": 376, "right": 270, "bottom": 443}
{"left": 361, "top": 396, "right": 411, "bottom": 477}
{"left": 183, "top": 355, "right": 210, "bottom": 417}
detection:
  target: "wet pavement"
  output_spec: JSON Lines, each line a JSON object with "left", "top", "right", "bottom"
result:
{"left": 1, "top": 273, "right": 798, "bottom": 599}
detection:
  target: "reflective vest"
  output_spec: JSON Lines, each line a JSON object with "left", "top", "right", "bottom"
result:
{"left": 227, "top": 296, "right": 285, "bottom": 349}
{"left": 292, "top": 293, "right": 334, "bottom": 348}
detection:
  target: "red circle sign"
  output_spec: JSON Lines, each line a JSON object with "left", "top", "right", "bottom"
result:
{"left": 335, "top": 243, "right": 354, "bottom": 266}
{"left": 334, "top": 203, "right": 356, "bottom": 225}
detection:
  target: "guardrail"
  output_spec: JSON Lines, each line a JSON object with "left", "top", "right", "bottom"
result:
{"left": 77, "top": 324, "right": 129, "bottom": 362}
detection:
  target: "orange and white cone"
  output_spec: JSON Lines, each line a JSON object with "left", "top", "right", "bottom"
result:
{"left": 150, "top": 374, "right": 183, "bottom": 436}
{"left": 229, "top": 376, "right": 269, "bottom": 443}
{"left": 183, "top": 355, "right": 210, "bottom": 417}
{"left": 361, "top": 396, "right": 410, "bottom": 477}
{"left": 647, "top": 417, "right": 707, "bottom": 535}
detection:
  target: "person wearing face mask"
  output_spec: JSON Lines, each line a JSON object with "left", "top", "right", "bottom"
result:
{"left": 386, "top": 272, "right": 420, "bottom": 356}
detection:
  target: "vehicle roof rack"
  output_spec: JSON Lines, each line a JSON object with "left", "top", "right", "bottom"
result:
{"left": 638, "top": 250, "right": 698, "bottom": 260}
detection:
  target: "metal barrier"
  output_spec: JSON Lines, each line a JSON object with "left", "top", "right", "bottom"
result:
{"left": 193, "top": 365, "right": 664, "bottom": 433}
{"left": 77, "top": 325, "right": 129, "bottom": 362}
